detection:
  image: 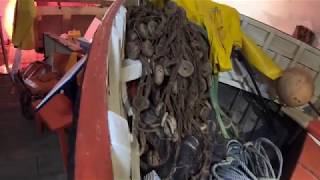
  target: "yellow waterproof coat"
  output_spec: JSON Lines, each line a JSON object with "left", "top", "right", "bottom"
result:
{"left": 174, "top": 0, "right": 283, "bottom": 79}
{"left": 12, "top": 0, "right": 36, "bottom": 50}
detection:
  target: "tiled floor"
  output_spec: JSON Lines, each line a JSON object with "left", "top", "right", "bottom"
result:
{"left": 0, "top": 74, "right": 66, "bottom": 180}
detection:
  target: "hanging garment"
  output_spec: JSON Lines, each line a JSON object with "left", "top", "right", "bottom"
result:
{"left": 175, "top": 0, "right": 242, "bottom": 73}
{"left": 173, "top": 0, "right": 282, "bottom": 79}
{"left": 12, "top": 0, "right": 36, "bottom": 50}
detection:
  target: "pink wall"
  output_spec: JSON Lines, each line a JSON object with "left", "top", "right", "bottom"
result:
{"left": 0, "top": 0, "right": 9, "bottom": 43}
{"left": 215, "top": 0, "right": 320, "bottom": 48}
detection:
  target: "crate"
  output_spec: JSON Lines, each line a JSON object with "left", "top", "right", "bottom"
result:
{"left": 219, "top": 14, "right": 320, "bottom": 117}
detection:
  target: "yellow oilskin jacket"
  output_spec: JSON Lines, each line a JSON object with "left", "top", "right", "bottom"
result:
{"left": 151, "top": 0, "right": 283, "bottom": 80}
{"left": 175, "top": 0, "right": 242, "bottom": 73}
{"left": 12, "top": 0, "right": 36, "bottom": 50}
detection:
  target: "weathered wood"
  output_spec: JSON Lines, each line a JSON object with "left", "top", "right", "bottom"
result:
{"left": 36, "top": 0, "right": 113, "bottom": 6}
{"left": 74, "top": 0, "right": 123, "bottom": 180}
{"left": 36, "top": 7, "right": 106, "bottom": 18}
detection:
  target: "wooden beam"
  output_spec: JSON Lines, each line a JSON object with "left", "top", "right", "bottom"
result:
{"left": 35, "top": 0, "right": 114, "bottom": 7}
{"left": 74, "top": 0, "right": 123, "bottom": 179}
{"left": 37, "top": 6, "right": 107, "bottom": 19}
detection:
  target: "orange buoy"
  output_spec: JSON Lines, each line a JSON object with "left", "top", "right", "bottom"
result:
{"left": 276, "top": 67, "right": 315, "bottom": 107}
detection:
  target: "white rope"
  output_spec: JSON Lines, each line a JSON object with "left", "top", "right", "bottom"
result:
{"left": 212, "top": 138, "right": 283, "bottom": 180}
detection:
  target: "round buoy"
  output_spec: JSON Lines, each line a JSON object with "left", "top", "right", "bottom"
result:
{"left": 276, "top": 67, "right": 315, "bottom": 107}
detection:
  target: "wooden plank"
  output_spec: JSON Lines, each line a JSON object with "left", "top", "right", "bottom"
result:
{"left": 74, "top": 0, "right": 123, "bottom": 180}
{"left": 37, "top": 7, "right": 107, "bottom": 19}
{"left": 36, "top": 0, "right": 114, "bottom": 7}
{"left": 36, "top": 0, "right": 113, "bottom": 4}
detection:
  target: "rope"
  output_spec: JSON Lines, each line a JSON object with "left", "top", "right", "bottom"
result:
{"left": 210, "top": 75, "right": 238, "bottom": 139}
{"left": 212, "top": 138, "right": 283, "bottom": 180}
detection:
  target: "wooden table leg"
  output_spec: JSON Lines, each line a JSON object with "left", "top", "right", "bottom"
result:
{"left": 57, "top": 128, "right": 69, "bottom": 171}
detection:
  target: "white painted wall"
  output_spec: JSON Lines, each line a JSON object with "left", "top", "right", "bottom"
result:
{"left": 215, "top": 0, "right": 320, "bottom": 48}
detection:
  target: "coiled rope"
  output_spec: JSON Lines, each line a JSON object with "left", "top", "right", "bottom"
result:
{"left": 212, "top": 138, "right": 283, "bottom": 180}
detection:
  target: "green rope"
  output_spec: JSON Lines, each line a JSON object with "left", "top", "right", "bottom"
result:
{"left": 210, "top": 75, "right": 238, "bottom": 139}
